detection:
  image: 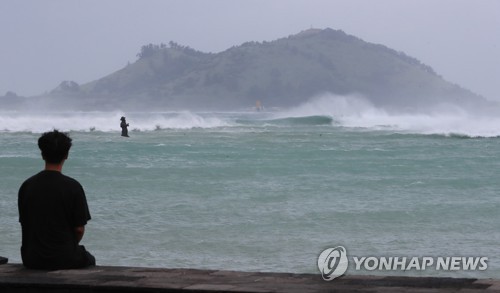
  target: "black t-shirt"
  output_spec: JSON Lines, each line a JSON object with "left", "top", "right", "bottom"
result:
{"left": 18, "top": 170, "right": 91, "bottom": 269}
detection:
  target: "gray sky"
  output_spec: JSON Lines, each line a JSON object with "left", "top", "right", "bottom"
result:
{"left": 1, "top": 0, "right": 499, "bottom": 100}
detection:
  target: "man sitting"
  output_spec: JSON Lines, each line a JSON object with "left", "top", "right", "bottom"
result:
{"left": 18, "top": 130, "right": 96, "bottom": 269}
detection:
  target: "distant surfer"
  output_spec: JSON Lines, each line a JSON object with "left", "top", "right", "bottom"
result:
{"left": 120, "top": 116, "right": 129, "bottom": 137}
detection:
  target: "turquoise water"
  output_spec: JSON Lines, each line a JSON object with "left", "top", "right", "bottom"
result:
{"left": 1, "top": 99, "right": 500, "bottom": 278}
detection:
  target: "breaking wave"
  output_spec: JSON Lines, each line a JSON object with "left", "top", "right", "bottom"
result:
{"left": 0, "top": 111, "right": 230, "bottom": 133}
{"left": 1, "top": 93, "right": 500, "bottom": 137}
{"left": 277, "top": 94, "right": 500, "bottom": 138}
{"left": 237, "top": 115, "right": 334, "bottom": 126}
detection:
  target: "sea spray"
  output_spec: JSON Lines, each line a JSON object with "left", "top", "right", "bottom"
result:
{"left": 276, "top": 93, "right": 500, "bottom": 137}
{"left": 0, "top": 111, "right": 231, "bottom": 133}
{"left": 2, "top": 96, "right": 500, "bottom": 137}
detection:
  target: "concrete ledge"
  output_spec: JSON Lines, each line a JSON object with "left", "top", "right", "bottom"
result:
{"left": 1, "top": 263, "right": 499, "bottom": 292}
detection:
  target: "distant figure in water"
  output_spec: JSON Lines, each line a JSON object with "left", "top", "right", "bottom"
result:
{"left": 120, "top": 116, "right": 129, "bottom": 137}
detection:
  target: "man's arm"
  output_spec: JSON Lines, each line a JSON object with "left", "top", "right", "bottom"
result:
{"left": 74, "top": 226, "right": 85, "bottom": 243}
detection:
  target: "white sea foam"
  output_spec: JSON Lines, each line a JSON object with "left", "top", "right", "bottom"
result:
{"left": 0, "top": 111, "right": 230, "bottom": 133}
{"left": 2, "top": 95, "right": 500, "bottom": 137}
{"left": 279, "top": 93, "right": 500, "bottom": 137}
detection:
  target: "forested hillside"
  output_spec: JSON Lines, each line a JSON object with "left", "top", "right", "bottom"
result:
{"left": 4, "top": 28, "right": 491, "bottom": 112}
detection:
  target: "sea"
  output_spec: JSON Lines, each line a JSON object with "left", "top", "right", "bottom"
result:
{"left": 1, "top": 95, "right": 499, "bottom": 278}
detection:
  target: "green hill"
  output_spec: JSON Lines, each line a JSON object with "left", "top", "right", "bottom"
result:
{"left": 17, "top": 28, "right": 494, "bottom": 112}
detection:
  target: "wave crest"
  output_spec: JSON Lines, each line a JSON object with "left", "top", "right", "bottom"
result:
{"left": 0, "top": 111, "right": 230, "bottom": 133}
{"left": 2, "top": 94, "right": 500, "bottom": 138}
{"left": 278, "top": 93, "right": 500, "bottom": 138}
{"left": 237, "top": 115, "right": 334, "bottom": 127}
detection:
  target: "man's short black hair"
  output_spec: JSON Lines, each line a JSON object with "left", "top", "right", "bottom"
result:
{"left": 38, "top": 130, "right": 72, "bottom": 164}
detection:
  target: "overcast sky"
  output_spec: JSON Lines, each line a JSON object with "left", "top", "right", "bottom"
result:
{"left": 1, "top": 0, "right": 499, "bottom": 101}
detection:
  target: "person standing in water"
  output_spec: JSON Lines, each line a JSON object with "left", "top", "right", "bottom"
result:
{"left": 120, "top": 116, "right": 129, "bottom": 137}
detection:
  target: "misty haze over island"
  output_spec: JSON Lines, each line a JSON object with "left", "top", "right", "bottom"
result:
{"left": 1, "top": 28, "right": 498, "bottom": 114}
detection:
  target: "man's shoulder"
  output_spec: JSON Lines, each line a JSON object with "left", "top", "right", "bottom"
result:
{"left": 21, "top": 171, "right": 45, "bottom": 185}
{"left": 23, "top": 171, "right": 83, "bottom": 188}
{"left": 59, "top": 173, "right": 83, "bottom": 188}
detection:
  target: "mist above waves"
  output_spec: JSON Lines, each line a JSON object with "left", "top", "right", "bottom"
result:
{"left": 1, "top": 93, "right": 500, "bottom": 138}
{"left": 275, "top": 93, "right": 500, "bottom": 137}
